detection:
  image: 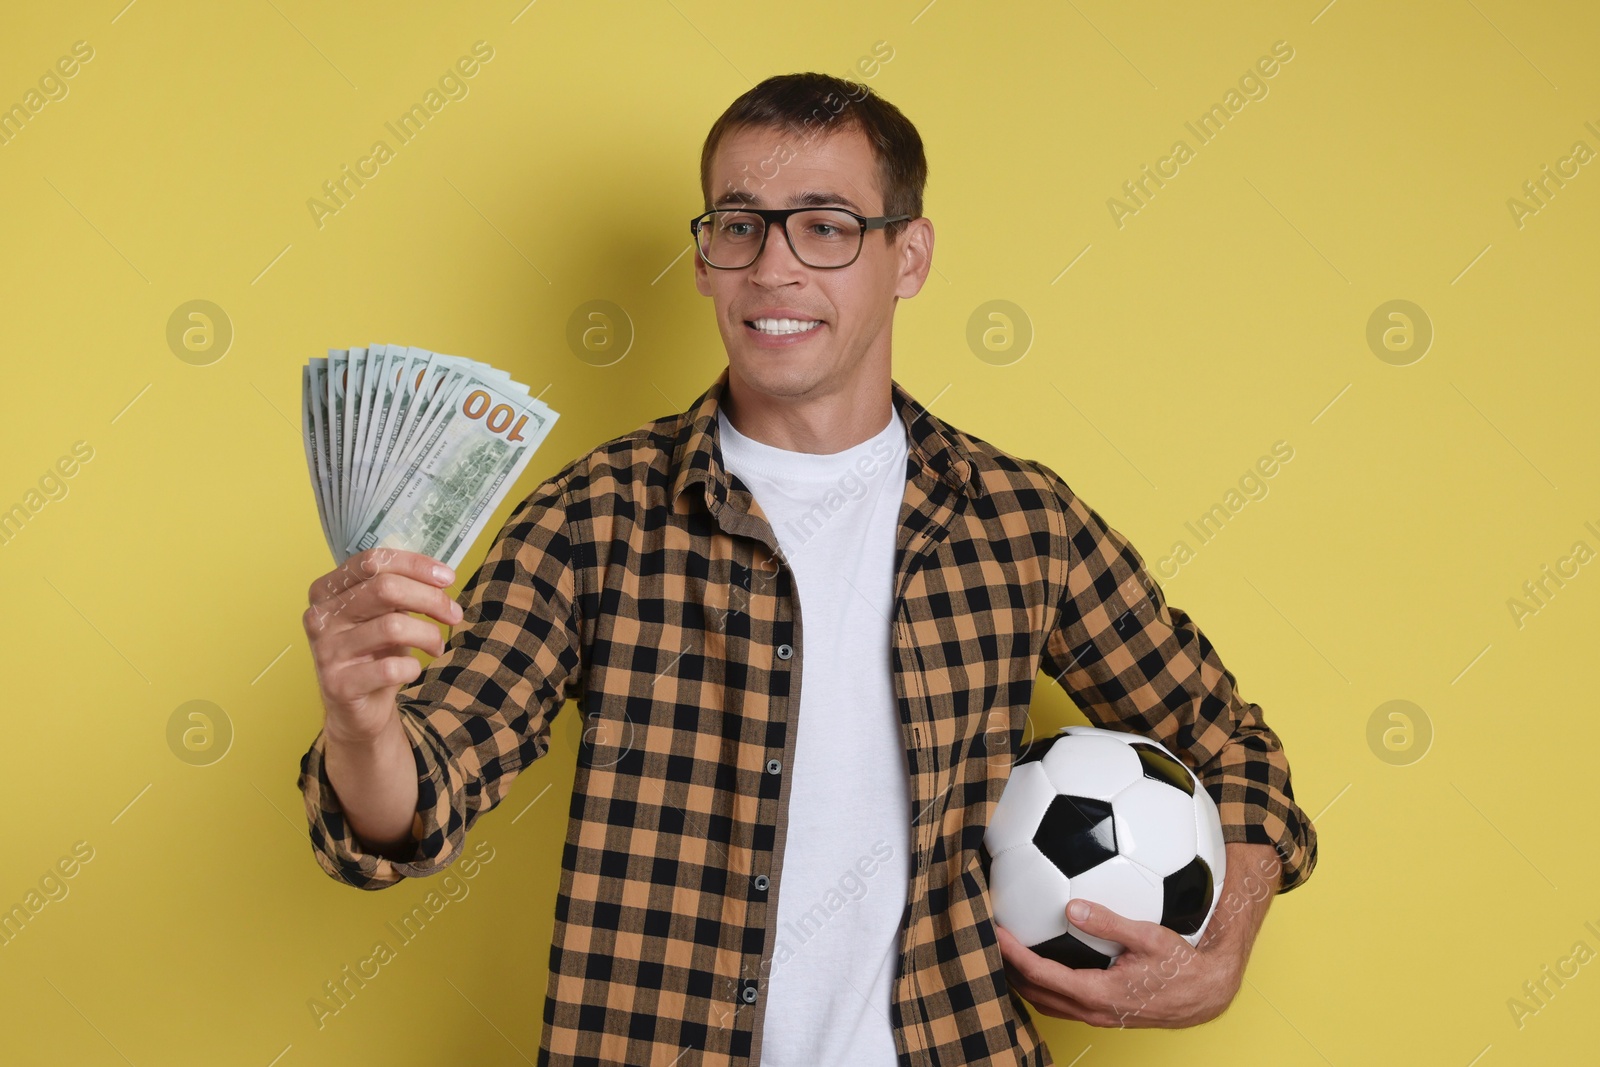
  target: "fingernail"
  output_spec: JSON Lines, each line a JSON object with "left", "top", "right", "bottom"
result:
{"left": 1069, "top": 900, "right": 1091, "bottom": 923}
{"left": 451, "top": 602, "right": 464, "bottom": 622}
{"left": 434, "top": 565, "right": 454, "bottom": 584}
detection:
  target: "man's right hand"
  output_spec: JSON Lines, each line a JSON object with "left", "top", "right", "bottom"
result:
{"left": 303, "top": 546, "right": 463, "bottom": 744}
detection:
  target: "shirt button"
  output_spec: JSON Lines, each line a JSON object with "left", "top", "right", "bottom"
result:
{"left": 765, "top": 758, "right": 782, "bottom": 775}
{"left": 754, "top": 874, "right": 770, "bottom": 891}
{"left": 741, "top": 984, "right": 759, "bottom": 1004}
{"left": 776, "top": 643, "right": 793, "bottom": 660}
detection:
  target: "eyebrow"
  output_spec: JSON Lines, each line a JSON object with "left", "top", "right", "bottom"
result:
{"left": 713, "top": 189, "right": 867, "bottom": 213}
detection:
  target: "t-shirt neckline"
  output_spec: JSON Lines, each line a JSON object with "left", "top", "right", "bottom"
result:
{"left": 717, "top": 404, "right": 906, "bottom": 482}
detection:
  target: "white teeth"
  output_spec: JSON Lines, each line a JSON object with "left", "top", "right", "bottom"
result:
{"left": 750, "top": 317, "right": 821, "bottom": 335}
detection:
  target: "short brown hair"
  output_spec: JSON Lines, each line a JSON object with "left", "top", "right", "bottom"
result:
{"left": 698, "top": 72, "right": 927, "bottom": 237}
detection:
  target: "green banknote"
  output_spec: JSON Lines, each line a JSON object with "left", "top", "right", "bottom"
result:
{"left": 302, "top": 348, "right": 559, "bottom": 570}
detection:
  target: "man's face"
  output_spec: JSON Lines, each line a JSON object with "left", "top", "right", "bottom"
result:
{"left": 694, "top": 123, "right": 933, "bottom": 402}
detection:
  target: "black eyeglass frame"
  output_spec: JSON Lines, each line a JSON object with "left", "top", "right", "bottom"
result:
{"left": 689, "top": 206, "right": 915, "bottom": 270}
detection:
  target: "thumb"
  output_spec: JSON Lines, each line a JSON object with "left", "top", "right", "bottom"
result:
{"left": 1068, "top": 898, "right": 1132, "bottom": 945}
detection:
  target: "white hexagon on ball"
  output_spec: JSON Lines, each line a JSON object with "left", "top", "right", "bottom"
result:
{"left": 1039, "top": 730, "right": 1141, "bottom": 802}
{"left": 1114, "top": 776, "right": 1197, "bottom": 878}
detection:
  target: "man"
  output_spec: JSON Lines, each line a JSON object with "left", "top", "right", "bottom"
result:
{"left": 298, "top": 72, "right": 1317, "bottom": 1066}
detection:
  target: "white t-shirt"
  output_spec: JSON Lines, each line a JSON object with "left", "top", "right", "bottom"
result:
{"left": 716, "top": 404, "right": 912, "bottom": 1067}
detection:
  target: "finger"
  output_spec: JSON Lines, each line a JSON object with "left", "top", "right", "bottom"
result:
{"left": 995, "top": 923, "right": 1031, "bottom": 964}
{"left": 999, "top": 923, "right": 1167, "bottom": 1029}
{"left": 995, "top": 919, "right": 1117, "bottom": 1006}
{"left": 322, "top": 653, "right": 423, "bottom": 705}
{"left": 307, "top": 558, "right": 453, "bottom": 627}
{"left": 324, "top": 613, "right": 448, "bottom": 664}
{"left": 338, "top": 614, "right": 449, "bottom": 662}
{"left": 352, "top": 571, "right": 463, "bottom": 626}
{"left": 1002, "top": 962, "right": 1117, "bottom": 1025}
{"left": 309, "top": 548, "right": 454, "bottom": 609}
{"left": 1066, "top": 899, "right": 1176, "bottom": 958}
{"left": 307, "top": 572, "right": 464, "bottom": 635}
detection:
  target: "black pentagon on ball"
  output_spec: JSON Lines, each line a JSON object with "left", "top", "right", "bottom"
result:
{"left": 1128, "top": 741, "right": 1195, "bottom": 796}
{"left": 1030, "top": 928, "right": 1114, "bottom": 970}
{"left": 1161, "top": 855, "right": 1215, "bottom": 936}
{"left": 1033, "top": 795, "right": 1117, "bottom": 879}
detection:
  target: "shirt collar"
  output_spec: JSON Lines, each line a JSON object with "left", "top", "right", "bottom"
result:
{"left": 669, "top": 366, "right": 983, "bottom": 510}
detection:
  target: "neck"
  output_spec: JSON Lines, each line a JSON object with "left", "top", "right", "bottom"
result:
{"left": 721, "top": 359, "right": 894, "bottom": 454}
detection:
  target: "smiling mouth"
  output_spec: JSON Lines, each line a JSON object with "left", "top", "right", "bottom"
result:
{"left": 745, "top": 317, "right": 824, "bottom": 336}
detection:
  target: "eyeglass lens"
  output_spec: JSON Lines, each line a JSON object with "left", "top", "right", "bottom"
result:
{"left": 697, "top": 210, "right": 865, "bottom": 269}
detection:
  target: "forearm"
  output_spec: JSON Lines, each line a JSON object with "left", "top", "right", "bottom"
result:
{"left": 1197, "top": 842, "right": 1280, "bottom": 978}
{"left": 321, "top": 705, "right": 421, "bottom": 860}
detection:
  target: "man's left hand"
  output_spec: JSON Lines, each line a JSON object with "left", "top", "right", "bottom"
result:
{"left": 997, "top": 841, "right": 1284, "bottom": 1029}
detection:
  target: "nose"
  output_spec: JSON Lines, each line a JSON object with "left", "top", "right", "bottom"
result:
{"left": 748, "top": 220, "right": 807, "bottom": 286}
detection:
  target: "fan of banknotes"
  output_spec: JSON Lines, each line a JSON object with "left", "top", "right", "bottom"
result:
{"left": 301, "top": 345, "right": 559, "bottom": 571}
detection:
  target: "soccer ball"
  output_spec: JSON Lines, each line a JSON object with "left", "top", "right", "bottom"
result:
{"left": 982, "top": 725, "right": 1227, "bottom": 969}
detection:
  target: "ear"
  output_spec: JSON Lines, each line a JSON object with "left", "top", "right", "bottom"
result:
{"left": 893, "top": 216, "right": 934, "bottom": 300}
{"left": 693, "top": 243, "right": 711, "bottom": 297}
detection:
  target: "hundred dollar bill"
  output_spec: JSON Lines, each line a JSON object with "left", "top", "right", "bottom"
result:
{"left": 340, "top": 347, "right": 368, "bottom": 537}
{"left": 324, "top": 348, "right": 350, "bottom": 553}
{"left": 351, "top": 345, "right": 431, "bottom": 530}
{"left": 312, "top": 360, "right": 338, "bottom": 549}
{"left": 351, "top": 352, "right": 462, "bottom": 538}
{"left": 302, "top": 346, "right": 560, "bottom": 568}
{"left": 301, "top": 364, "right": 334, "bottom": 554}
{"left": 346, "top": 346, "right": 385, "bottom": 511}
{"left": 355, "top": 353, "right": 530, "bottom": 535}
{"left": 348, "top": 344, "right": 400, "bottom": 529}
{"left": 345, "top": 370, "right": 559, "bottom": 570}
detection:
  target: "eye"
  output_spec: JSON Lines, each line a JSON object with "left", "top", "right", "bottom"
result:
{"left": 711, "top": 213, "right": 761, "bottom": 238}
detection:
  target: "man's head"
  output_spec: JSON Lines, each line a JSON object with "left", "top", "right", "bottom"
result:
{"left": 693, "top": 73, "right": 933, "bottom": 405}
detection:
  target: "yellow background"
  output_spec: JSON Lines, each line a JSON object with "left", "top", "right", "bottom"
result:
{"left": 2, "top": 1, "right": 1596, "bottom": 1064}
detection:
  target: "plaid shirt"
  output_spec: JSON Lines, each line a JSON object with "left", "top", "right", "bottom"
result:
{"left": 298, "top": 366, "right": 1318, "bottom": 1066}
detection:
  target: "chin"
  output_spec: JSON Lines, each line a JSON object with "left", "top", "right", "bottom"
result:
{"left": 728, "top": 351, "right": 824, "bottom": 397}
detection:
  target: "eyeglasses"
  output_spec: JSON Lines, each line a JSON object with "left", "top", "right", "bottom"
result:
{"left": 689, "top": 206, "right": 913, "bottom": 270}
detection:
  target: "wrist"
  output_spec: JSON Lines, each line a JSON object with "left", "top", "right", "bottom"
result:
{"left": 322, "top": 701, "right": 404, "bottom": 751}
